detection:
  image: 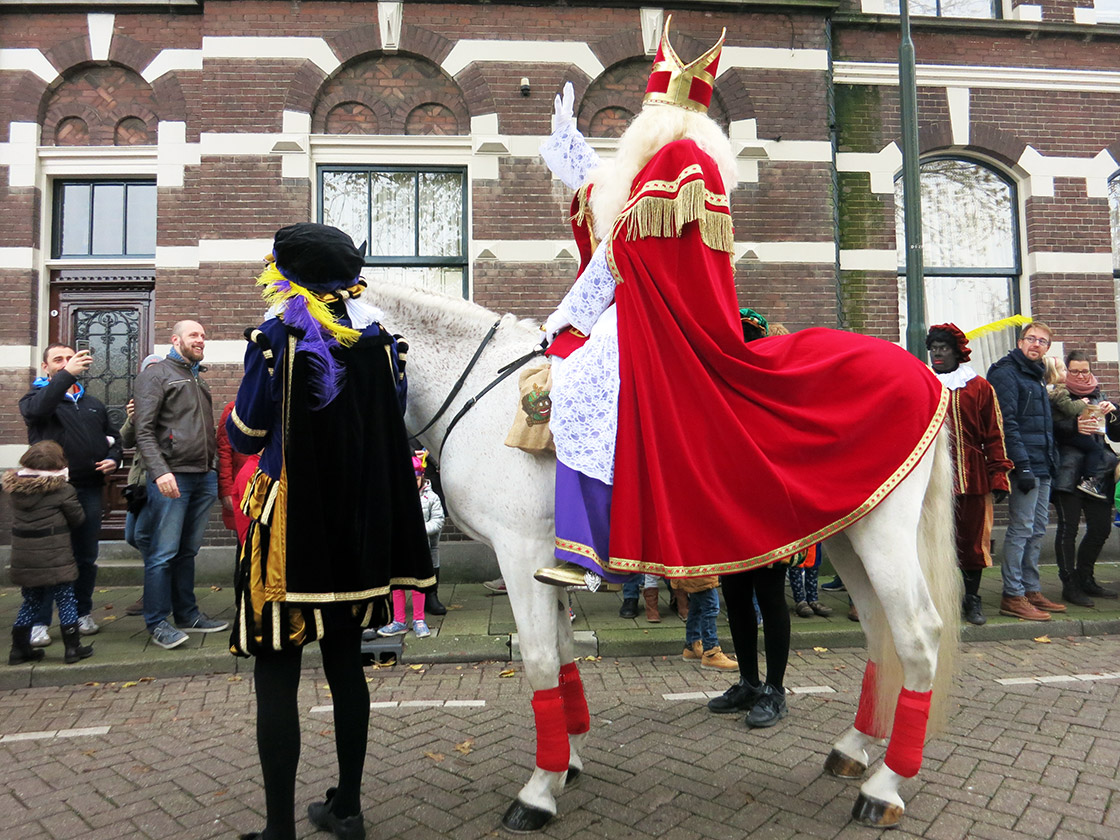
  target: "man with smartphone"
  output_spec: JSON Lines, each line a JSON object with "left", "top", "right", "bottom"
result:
{"left": 19, "top": 343, "right": 122, "bottom": 646}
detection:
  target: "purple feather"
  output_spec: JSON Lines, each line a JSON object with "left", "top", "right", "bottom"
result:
{"left": 282, "top": 294, "right": 346, "bottom": 409}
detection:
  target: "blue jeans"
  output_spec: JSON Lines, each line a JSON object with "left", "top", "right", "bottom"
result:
{"left": 35, "top": 483, "right": 101, "bottom": 626}
{"left": 143, "top": 471, "right": 217, "bottom": 630}
{"left": 125, "top": 502, "right": 154, "bottom": 558}
{"left": 1002, "top": 476, "right": 1051, "bottom": 598}
{"left": 621, "top": 574, "right": 660, "bottom": 599}
{"left": 685, "top": 587, "right": 719, "bottom": 651}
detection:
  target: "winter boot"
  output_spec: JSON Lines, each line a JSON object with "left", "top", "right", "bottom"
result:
{"left": 1080, "top": 575, "right": 1118, "bottom": 599}
{"left": 426, "top": 569, "right": 447, "bottom": 616}
{"left": 1062, "top": 582, "right": 1094, "bottom": 607}
{"left": 642, "top": 587, "right": 661, "bottom": 623}
{"left": 962, "top": 594, "right": 986, "bottom": 626}
{"left": 60, "top": 623, "right": 93, "bottom": 664}
{"left": 9, "top": 626, "right": 45, "bottom": 666}
{"left": 618, "top": 597, "right": 639, "bottom": 619}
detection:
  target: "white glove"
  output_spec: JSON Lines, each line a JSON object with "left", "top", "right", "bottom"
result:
{"left": 551, "top": 81, "right": 575, "bottom": 133}
{"left": 543, "top": 310, "right": 570, "bottom": 345}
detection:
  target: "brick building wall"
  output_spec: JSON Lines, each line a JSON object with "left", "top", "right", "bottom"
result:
{"left": 2, "top": 0, "right": 1120, "bottom": 548}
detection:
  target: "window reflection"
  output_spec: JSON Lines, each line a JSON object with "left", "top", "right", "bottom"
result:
{"left": 895, "top": 158, "right": 1019, "bottom": 338}
{"left": 883, "top": 0, "right": 996, "bottom": 18}
{"left": 320, "top": 167, "right": 467, "bottom": 297}
{"left": 56, "top": 181, "right": 156, "bottom": 258}
{"left": 1109, "top": 174, "right": 1120, "bottom": 272}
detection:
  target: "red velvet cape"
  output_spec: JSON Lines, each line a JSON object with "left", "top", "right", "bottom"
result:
{"left": 606, "top": 139, "right": 947, "bottom": 578}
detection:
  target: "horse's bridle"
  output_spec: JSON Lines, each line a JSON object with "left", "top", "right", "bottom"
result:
{"left": 408, "top": 319, "right": 546, "bottom": 458}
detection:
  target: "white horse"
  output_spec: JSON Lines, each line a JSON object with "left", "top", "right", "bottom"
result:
{"left": 371, "top": 280, "right": 961, "bottom": 831}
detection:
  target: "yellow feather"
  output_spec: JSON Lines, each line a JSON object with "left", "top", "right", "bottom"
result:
{"left": 255, "top": 264, "right": 361, "bottom": 347}
{"left": 964, "top": 314, "right": 1032, "bottom": 341}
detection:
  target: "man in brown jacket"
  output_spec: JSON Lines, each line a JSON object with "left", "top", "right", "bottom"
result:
{"left": 133, "top": 320, "right": 227, "bottom": 649}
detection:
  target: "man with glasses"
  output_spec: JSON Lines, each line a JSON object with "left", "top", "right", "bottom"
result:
{"left": 987, "top": 322, "right": 1064, "bottom": 621}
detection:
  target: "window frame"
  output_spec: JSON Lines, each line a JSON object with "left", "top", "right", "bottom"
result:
{"left": 51, "top": 177, "right": 157, "bottom": 260}
{"left": 1108, "top": 170, "right": 1120, "bottom": 281}
{"left": 896, "top": 155, "right": 1023, "bottom": 324}
{"left": 317, "top": 163, "right": 469, "bottom": 297}
{"left": 881, "top": 0, "right": 1001, "bottom": 18}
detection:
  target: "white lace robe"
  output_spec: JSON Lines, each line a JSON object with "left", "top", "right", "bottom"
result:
{"left": 540, "top": 123, "right": 621, "bottom": 485}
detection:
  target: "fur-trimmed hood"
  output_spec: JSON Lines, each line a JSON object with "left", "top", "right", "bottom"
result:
{"left": 2, "top": 469, "right": 69, "bottom": 496}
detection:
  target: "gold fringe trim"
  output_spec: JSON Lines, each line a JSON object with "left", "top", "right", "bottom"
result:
{"left": 614, "top": 176, "right": 733, "bottom": 253}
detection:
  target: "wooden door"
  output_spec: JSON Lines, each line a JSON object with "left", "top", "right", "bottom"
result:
{"left": 50, "top": 269, "right": 155, "bottom": 538}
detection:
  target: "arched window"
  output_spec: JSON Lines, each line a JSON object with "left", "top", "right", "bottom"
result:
{"left": 1109, "top": 172, "right": 1120, "bottom": 278}
{"left": 895, "top": 158, "right": 1020, "bottom": 334}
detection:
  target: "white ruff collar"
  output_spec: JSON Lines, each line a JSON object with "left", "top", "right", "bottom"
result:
{"left": 935, "top": 364, "right": 977, "bottom": 391}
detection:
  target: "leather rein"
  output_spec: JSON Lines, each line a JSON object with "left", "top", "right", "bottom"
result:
{"left": 408, "top": 319, "right": 546, "bottom": 459}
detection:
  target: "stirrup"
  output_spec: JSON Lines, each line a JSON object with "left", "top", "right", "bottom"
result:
{"left": 533, "top": 564, "right": 621, "bottom": 592}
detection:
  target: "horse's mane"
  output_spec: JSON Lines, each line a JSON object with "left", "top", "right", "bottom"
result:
{"left": 365, "top": 280, "right": 540, "bottom": 338}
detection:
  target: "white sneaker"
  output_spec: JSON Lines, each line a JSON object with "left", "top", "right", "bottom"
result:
{"left": 77, "top": 615, "right": 100, "bottom": 636}
{"left": 30, "top": 624, "right": 52, "bottom": 647}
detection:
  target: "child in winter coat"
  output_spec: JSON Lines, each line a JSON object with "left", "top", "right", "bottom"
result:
{"left": 377, "top": 450, "right": 445, "bottom": 639}
{"left": 1046, "top": 356, "right": 1112, "bottom": 499}
{"left": 4, "top": 441, "right": 91, "bottom": 665}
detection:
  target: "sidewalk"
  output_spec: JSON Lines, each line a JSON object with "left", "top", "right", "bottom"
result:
{"left": 4, "top": 563, "right": 1120, "bottom": 690}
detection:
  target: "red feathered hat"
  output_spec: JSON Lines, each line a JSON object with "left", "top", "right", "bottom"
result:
{"left": 926, "top": 322, "right": 971, "bottom": 362}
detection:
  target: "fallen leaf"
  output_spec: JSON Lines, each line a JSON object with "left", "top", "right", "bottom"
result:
{"left": 583, "top": 656, "right": 600, "bottom": 662}
{"left": 319, "top": 730, "right": 332, "bottom": 737}
{"left": 228, "top": 676, "right": 242, "bottom": 682}
{"left": 499, "top": 669, "right": 516, "bottom": 678}
{"left": 122, "top": 681, "right": 138, "bottom": 688}
{"left": 454, "top": 739, "right": 474, "bottom": 755}
{"left": 82, "top": 750, "right": 96, "bottom": 757}
{"left": 84, "top": 682, "right": 101, "bottom": 687}
{"left": 448, "top": 604, "right": 463, "bottom": 610}
{"left": 409, "top": 664, "right": 424, "bottom": 671}
{"left": 425, "top": 751, "right": 445, "bottom": 762}
{"left": 211, "top": 585, "right": 223, "bottom": 591}
{"left": 213, "top": 789, "right": 228, "bottom": 798}
{"left": 1033, "top": 635, "right": 1052, "bottom": 644}
{"left": 813, "top": 646, "right": 829, "bottom": 653}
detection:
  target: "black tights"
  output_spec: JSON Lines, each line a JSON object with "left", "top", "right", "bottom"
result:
{"left": 961, "top": 568, "right": 982, "bottom": 597}
{"left": 720, "top": 564, "right": 790, "bottom": 690}
{"left": 253, "top": 624, "right": 369, "bottom": 840}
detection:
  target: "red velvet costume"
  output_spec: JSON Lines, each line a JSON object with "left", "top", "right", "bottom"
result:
{"left": 945, "top": 373, "right": 1012, "bottom": 569}
{"left": 605, "top": 139, "right": 948, "bottom": 578}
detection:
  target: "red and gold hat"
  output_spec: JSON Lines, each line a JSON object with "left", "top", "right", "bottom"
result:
{"left": 643, "top": 15, "right": 725, "bottom": 114}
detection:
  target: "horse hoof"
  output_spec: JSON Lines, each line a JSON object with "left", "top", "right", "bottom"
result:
{"left": 501, "top": 800, "right": 554, "bottom": 833}
{"left": 564, "top": 766, "right": 581, "bottom": 788}
{"left": 824, "top": 748, "right": 867, "bottom": 779}
{"left": 851, "top": 792, "right": 904, "bottom": 828}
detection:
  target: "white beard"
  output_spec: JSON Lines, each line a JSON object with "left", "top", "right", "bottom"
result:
{"left": 587, "top": 105, "right": 739, "bottom": 243}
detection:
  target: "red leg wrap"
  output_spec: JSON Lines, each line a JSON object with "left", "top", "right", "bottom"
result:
{"left": 884, "top": 687, "right": 932, "bottom": 778}
{"left": 531, "top": 687, "right": 570, "bottom": 773}
{"left": 854, "top": 660, "right": 888, "bottom": 738}
{"left": 558, "top": 661, "right": 590, "bottom": 735}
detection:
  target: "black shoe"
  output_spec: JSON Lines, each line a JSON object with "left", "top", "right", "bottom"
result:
{"left": 707, "top": 679, "right": 761, "bottom": 714}
{"left": 820, "top": 576, "right": 846, "bottom": 592}
{"left": 308, "top": 788, "right": 366, "bottom": 840}
{"left": 962, "top": 594, "right": 986, "bottom": 626}
{"left": 426, "top": 570, "right": 447, "bottom": 616}
{"left": 618, "top": 598, "right": 639, "bottom": 619}
{"left": 1063, "top": 584, "right": 1095, "bottom": 607}
{"left": 745, "top": 683, "right": 787, "bottom": 728}
{"left": 8, "top": 626, "right": 45, "bottom": 666}
{"left": 60, "top": 624, "right": 93, "bottom": 665}
{"left": 1081, "top": 577, "right": 1118, "bottom": 599}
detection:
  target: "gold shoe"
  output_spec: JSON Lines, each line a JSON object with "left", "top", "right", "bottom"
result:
{"left": 534, "top": 563, "right": 592, "bottom": 588}
{"left": 533, "top": 564, "right": 622, "bottom": 591}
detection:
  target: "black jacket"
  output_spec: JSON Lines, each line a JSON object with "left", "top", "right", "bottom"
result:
{"left": 987, "top": 348, "right": 1059, "bottom": 478}
{"left": 1051, "top": 384, "right": 1120, "bottom": 493}
{"left": 19, "top": 372, "right": 122, "bottom": 488}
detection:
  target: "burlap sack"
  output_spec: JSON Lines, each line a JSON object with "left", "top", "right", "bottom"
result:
{"left": 504, "top": 363, "right": 555, "bottom": 453}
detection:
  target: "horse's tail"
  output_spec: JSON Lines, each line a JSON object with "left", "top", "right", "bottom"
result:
{"left": 914, "top": 425, "right": 961, "bottom": 736}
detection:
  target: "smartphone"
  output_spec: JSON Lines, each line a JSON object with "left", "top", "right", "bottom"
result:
{"left": 75, "top": 340, "right": 91, "bottom": 354}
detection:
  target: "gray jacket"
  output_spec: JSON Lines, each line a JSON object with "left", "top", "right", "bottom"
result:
{"left": 419, "top": 483, "right": 445, "bottom": 564}
{"left": 133, "top": 356, "right": 216, "bottom": 480}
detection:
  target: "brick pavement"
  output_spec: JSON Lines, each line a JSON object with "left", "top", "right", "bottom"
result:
{"left": 2, "top": 635, "right": 1119, "bottom": 839}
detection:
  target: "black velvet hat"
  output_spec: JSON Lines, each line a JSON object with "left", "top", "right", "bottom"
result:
{"left": 272, "top": 223, "right": 366, "bottom": 293}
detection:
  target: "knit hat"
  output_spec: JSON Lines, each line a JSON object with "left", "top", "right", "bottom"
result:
{"left": 412, "top": 449, "right": 428, "bottom": 476}
{"left": 925, "top": 323, "right": 971, "bottom": 362}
